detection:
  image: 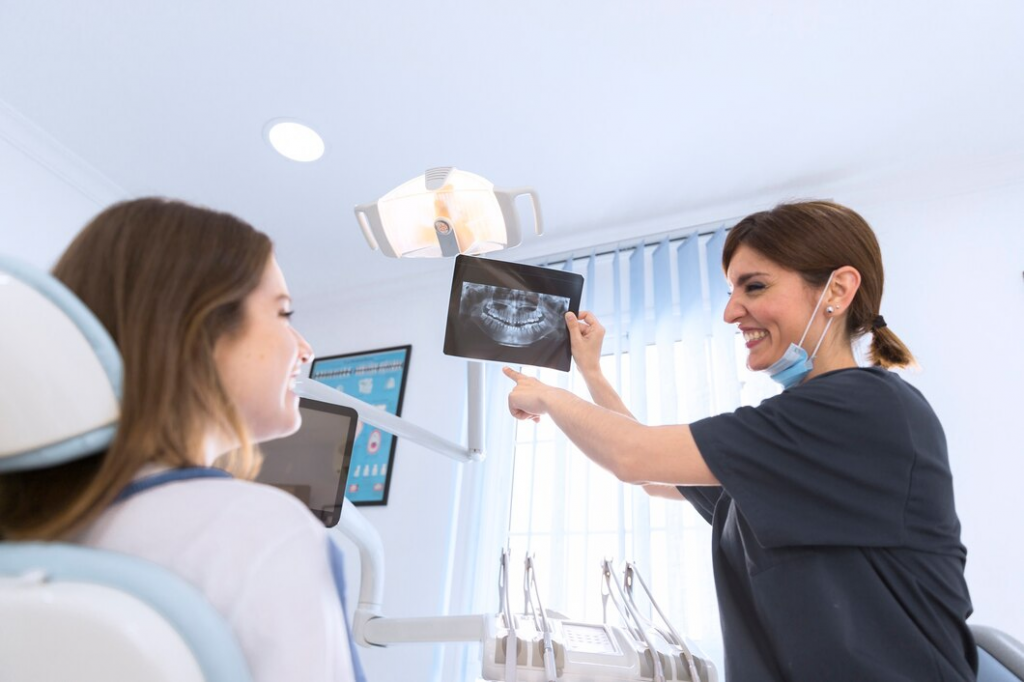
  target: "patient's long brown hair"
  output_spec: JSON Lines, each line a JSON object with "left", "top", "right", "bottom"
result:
{"left": 0, "top": 198, "right": 272, "bottom": 540}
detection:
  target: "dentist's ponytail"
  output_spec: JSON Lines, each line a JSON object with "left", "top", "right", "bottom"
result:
{"left": 869, "top": 317, "right": 916, "bottom": 370}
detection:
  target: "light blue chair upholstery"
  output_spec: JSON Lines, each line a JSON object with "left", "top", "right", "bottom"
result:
{"left": 0, "top": 255, "right": 253, "bottom": 682}
{"left": 974, "top": 624, "right": 1024, "bottom": 682}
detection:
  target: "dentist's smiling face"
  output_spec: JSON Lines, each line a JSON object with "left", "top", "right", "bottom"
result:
{"left": 214, "top": 255, "right": 314, "bottom": 443}
{"left": 722, "top": 245, "right": 826, "bottom": 372}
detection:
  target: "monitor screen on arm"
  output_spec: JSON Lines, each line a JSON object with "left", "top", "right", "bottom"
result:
{"left": 255, "top": 398, "right": 357, "bottom": 528}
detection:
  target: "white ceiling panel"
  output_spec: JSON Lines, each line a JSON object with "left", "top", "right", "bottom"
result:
{"left": 1, "top": 1, "right": 1022, "bottom": 301}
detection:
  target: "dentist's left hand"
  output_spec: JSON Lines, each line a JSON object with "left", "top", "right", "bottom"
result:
{"left": 503, "top": 366, "right": 554, "bottom": 422}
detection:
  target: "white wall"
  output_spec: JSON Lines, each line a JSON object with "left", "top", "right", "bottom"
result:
{"left": 0, "top": 100, "right": 125, "bottom": 266}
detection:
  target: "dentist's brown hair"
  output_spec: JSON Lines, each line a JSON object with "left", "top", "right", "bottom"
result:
{"left": 722, "top": 200, "right": 914, "bottom": 369}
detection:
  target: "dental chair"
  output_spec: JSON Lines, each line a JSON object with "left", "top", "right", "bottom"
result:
{"left": 0, "top": 255, "right": 252, "bottom": 682}
{"left": 974, "top": 624, "right": 1024, "bottom": 682}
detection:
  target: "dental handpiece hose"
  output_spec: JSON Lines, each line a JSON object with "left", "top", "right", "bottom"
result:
{"left": 524, "top": 557, "right": 558, "bottom": 682}
{"left": 500, "top": 549, "right": 517, "bottom": 682}
{"left": 626, "top": 562, "right": 702, "bottom": 682}
{"left": 606, "top": 561, "right": 665, "bottom": 682}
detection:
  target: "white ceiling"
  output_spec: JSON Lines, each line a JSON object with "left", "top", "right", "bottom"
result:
{"left": 2, "top": 1, "right": 1023, "bottom": 304}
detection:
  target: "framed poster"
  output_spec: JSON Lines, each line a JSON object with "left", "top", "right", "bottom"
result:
{"left": 444, "top": 255, "right": 584, "bottom": 371}
{"left": 308, "top": 345, "right": 411, "bottom": 506}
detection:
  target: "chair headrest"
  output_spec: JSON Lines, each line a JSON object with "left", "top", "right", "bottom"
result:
{"left": 0, "top": 255, "right": 122, "bottom": 473}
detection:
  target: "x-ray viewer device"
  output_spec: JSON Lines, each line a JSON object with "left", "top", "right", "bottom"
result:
{"left": 444, "top": 255, "right": 583, "bottom": 371}
{"left": 256, "top": 398, "right": 358, "bottom": 528}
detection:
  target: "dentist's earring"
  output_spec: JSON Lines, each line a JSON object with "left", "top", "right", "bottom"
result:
{"left": 826, "top": 306, "right": 835, "bottom": 315}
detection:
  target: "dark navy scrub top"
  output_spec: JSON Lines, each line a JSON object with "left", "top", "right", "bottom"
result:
{"left": 680, "top": 367, "right": 976, "bottom": 681}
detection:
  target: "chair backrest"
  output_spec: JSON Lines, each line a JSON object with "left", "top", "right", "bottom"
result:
{"left": 0, "top": 255, "right": 252, "bottom": 682}
{"left": 0, "top": 254, "right": 121, "bottom": 473}
{"left": 974, "top": 624, "right": 1024, "bottom": 682}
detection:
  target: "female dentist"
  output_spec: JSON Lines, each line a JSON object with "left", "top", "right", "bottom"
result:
{"left": 504, "top": 200, "right": 976, "bottom": 681}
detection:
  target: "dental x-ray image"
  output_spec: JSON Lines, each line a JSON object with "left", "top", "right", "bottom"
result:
{"left": 445, "top": 255, "right": 584, "bottom": 371}
{"left": 460, "top": 284, "right": 569, "bottom": 348}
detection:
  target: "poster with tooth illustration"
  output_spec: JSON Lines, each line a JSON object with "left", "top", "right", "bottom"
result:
{"left": 308, "top": 345, "right": 410, "bottom": 506}
{"left": 444, "top": 255, "right": 583, "bottom": 371}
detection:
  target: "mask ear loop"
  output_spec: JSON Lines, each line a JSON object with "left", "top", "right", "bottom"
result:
{"left": 809, "top": 316, "right": 834, "bottom": 362}
{"left": 798, "top": 271, "right": 837, "bottom": 356}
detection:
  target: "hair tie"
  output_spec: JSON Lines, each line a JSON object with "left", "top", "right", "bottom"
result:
{"left": 872, "top": 315, "right": 887, "bottom": 330}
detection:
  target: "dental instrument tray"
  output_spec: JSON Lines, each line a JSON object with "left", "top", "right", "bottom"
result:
{"left": 482, "top": 550, "right": 716, "bottom": 681}
{"left": 444, "top": 255, "right": 583, "bottom": 371}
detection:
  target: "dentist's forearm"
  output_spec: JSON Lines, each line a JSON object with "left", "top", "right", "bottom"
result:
{"left": 539, "top": 388, "right": 716, "bottom": 486}
{"left": 578, "top": 368, "right": 636, "bottom": 420}
{"left": 541, "top": 388, "right": 638, "bottom": 479}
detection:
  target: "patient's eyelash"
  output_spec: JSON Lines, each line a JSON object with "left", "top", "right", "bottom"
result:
{"left": 745, "top": 282, "right": 766, "bottom": 293}
{"left": 280, "top": 310, "right": 295, "bottom": 319}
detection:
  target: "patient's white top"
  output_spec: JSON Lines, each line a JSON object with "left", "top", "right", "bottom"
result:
{"left": 75, "top": 474, "right": 356, "bottom": 682}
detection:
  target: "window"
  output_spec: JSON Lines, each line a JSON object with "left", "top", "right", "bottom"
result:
{"left": 502, "top": 232, "right": 779, "bottom": 675}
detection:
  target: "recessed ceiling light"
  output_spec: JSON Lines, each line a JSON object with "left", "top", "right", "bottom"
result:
{"left": 264, "top": 119, "right": 325, "bottom": 162}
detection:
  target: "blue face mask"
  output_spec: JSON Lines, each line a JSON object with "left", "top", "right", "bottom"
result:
{"left": 763, "top": 272, "right": 836, "bottom": 389}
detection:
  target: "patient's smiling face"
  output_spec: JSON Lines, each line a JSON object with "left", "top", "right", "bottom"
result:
{"left": 722, "top": 245, "right": 827, "bottom": 372}
{"left": 214, "top": 255, "right": 314, "bottom": 445}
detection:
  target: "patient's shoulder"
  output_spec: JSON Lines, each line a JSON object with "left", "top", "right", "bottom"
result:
{"left": 157, "top": 477, "right": 325, "bottom": 543}
{"left": 201, "top": 477, "right": 318, "bottom": 521}
{"left": 79, "top": 476, "right": 326, "bottom": 561}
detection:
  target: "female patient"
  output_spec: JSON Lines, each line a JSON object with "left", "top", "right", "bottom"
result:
{"left": 0, "top": 198, "right": 362, "bottom": 682}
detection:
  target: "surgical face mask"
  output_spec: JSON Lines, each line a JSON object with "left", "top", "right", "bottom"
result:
{"left": 763, "top": 272, "right": 836, "bottom": 389}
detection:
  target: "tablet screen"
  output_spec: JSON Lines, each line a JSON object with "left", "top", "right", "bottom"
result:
{"left": 444, "top": 255, "right": 584, "bottom": 371}
{"left": 256, "top": 398, "right": 357, "bottom": 528}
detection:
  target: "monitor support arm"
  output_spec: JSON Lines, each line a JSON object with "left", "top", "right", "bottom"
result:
{"left": 298, "top": 361, "right": 489, "bottom": 646}
{"left": 293, "top": 360, "right": 484, "bottom": 463}
{"left": 329, "top": 503, "right": 487, "bottom": 647}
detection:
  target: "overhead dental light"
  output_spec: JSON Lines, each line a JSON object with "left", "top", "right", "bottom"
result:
{"left": 354, "top": 167, "right": 543, "bottom": 258}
